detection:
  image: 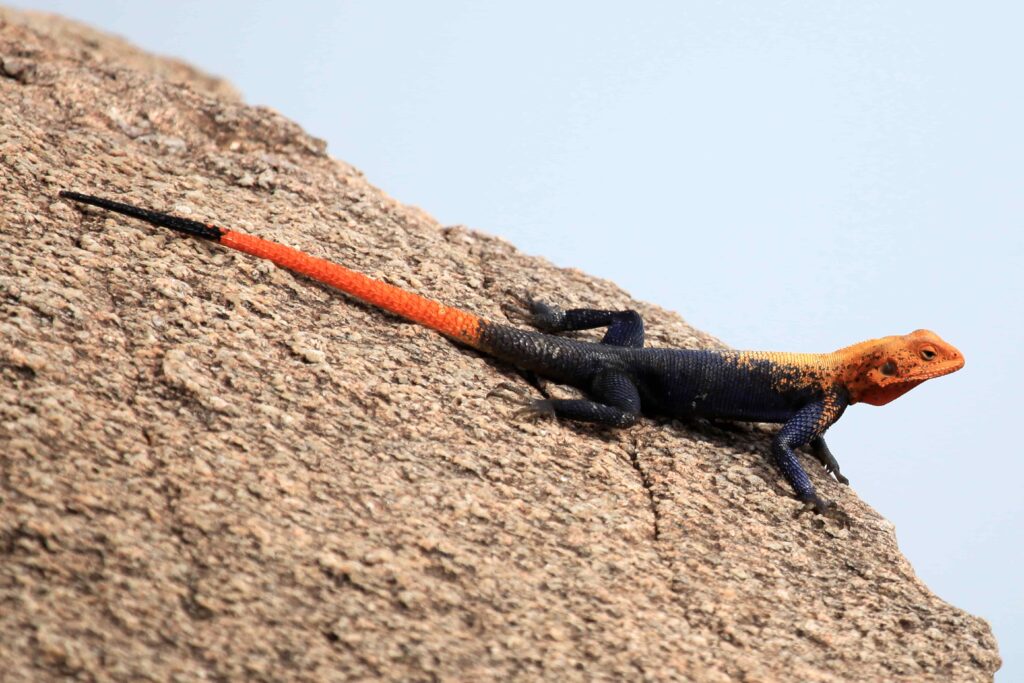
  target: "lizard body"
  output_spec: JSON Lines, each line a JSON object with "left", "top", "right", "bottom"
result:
{"left": 59, "top": 191, "right": 964, "bottom": 513}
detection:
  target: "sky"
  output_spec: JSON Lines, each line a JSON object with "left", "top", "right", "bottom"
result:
{"left": 15, "top": 1, "right": 1022, "bottom": 677}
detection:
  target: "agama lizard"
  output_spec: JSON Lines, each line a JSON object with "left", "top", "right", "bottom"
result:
{"left": 59, "top": 191, "right": 965, "bottom": 514}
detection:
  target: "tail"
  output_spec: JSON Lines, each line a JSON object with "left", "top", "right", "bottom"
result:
{"left": 59, "top": 191, "right": 484, "bottom": 346}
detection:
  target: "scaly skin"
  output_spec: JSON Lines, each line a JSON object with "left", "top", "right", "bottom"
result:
{"left": 59, "top": 191, "right": 965, "bottom": 514}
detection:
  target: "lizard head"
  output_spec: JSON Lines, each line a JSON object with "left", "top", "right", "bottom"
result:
{"left": 837, "top": 330, "right": 964, "bottom": 406}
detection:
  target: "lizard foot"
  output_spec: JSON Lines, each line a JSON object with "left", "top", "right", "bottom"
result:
{"left": 814, "top": 453, "right": 850, "bottom": 485}
{"left": 809, "top": 439, "right": 850, "bottom": 485}
{"left": 795, "top": 495, "right": 851, "bottom": 525}
{"left": 826, "top": 466, "right": 850, "bottom": 486}
{"left": 501, "top": 294, "right": 565, "bottom": 331}
{"left": 500, "top": 293, "right": 533, "bottom": 326}
{"left": 486, "top": 382, "right": 533, "bottom": 402}
{"left": 803, "top": 497, "right": 834, "bottom": 515}
{"left": 487, "top": 383, "right": 556, "bottom": 421}
{"left": 514, "top": 399, "right": 556, "bottom": 421}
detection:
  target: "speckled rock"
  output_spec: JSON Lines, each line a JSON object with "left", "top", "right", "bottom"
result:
{"left": 0, "top": 7, "right": 1000, "bottom": 682}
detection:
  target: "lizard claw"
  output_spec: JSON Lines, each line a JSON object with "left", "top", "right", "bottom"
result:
{"left": 829, "top": 468, "right": 850, "bottom": 486}
{"left": 797, "top": 494, "right": 836, "bottom": 516}
{"left": 526, "top": 299, "right": 566, "bottom": 332}
{"left": 809, "top": 439, "right": 850, "bottom": 486}
{"left": 806, "top": 499, "right": 834, "bottom": 516}
{"left": 486, "top": 382, "right": 534, "bottom": 402}
{"left": 501, "top": 292, "right": 546, "bottom": 326}
{"left": 501, "top": 294, "right": 565, "bottom": 331}
{"left": 487, "top": 383, "right": 556, "bottom": 421}
{"left": 795, "top": 495, "right": 850, "bottom": 525}
{"left": 514, "top": 399, "right": 556, "bottom": 421}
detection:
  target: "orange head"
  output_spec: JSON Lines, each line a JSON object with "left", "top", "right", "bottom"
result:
{"left": 836, "top": 330, "right": 964, "bottom": 406}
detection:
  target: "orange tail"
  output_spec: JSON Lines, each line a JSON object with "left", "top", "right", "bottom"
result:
{"left": 220, "top": 231, "right": 482, "bottom": 345}
{"left": 58, "top": 191, "right": 483, "bottom": 346}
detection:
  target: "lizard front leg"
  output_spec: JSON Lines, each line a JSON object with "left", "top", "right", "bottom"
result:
{"left": 772, "top": 391, "right": 848, "bottom": 514}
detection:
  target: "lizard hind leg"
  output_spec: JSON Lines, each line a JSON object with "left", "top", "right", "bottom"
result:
{"left": 490, "top": 369, "right": 642, "bottom": 428}
{"left": 536, "top": 369, "right": 642, "bottom": 427}
{"left": 525, "top": 299, "right": 646, "bottom": 348}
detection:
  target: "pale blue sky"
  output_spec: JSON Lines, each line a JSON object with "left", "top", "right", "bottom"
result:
{"left": 18, "top": 1, "right": 1022, "bottom": 677}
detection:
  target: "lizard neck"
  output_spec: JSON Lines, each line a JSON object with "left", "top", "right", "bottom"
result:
{"left": 729, "top": 350, "right": 844, "bottom": 395}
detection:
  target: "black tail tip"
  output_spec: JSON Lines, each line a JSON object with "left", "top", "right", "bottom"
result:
{"left": 57, "top": 190, "right": 225, "bottom": 241}
{"left": 59, "top": 190, "right": 109, "bottom": 211}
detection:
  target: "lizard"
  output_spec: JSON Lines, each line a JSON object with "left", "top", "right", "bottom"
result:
{"left": 59, "top": 190, "right": 965, "bottom": 514}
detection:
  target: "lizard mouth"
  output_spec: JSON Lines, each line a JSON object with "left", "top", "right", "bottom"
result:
{"left": 897, "top": 358, "right": 965, "bottom": 383}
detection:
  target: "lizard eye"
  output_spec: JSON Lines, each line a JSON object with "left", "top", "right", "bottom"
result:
{"left": 880, "top": 360, "right": 897, "bottom": 376}
{"left": 920, "top": 348, "right": 936, "bottom": 361}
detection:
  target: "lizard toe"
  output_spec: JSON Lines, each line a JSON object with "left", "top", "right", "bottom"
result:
{"left": 486, "top": 382, "right": 534, "bottom": 402}
{"left": 514, "top": 399, "right": 557, "bottom": 421}
{"left": 488, "top": 384, "right": 555, "bottom": 421}
{"left": 500, "top": 292, "right": 535, "bottom": 326}
{"left": 526, "top": 299, "right": 566, "bottom": 331}
{"left": 795, "top": 495, "right": 851, "bottom": 525}
{"left": 501, "top": 293, "right": 566, "bottom": 331}
{"left": 798, "top": 494, "right": 836, "bottom": 516}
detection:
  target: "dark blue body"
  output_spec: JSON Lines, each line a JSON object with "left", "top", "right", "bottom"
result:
{"left": 479, "top": 325, "right": 825, "bottom": 425}
{"left": 478, "top": 321, "right": 849, "bottom": 510}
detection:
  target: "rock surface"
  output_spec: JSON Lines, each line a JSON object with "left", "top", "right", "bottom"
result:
{"left": 0, "top": 8, "right": 1000, "bottom": 682}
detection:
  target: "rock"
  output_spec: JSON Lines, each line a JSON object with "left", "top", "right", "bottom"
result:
{"left": 0, "top": 7, "right": 1000, "bottom": 682}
